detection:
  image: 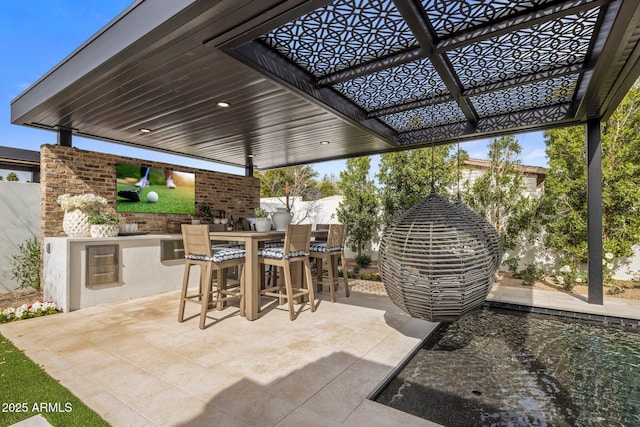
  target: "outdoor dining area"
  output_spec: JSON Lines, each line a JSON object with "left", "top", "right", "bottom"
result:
{"left": 179, "top": 222, "right": 350, "bottom": 328}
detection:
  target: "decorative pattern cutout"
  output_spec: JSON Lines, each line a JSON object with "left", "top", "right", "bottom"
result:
{"left": 334, "top": 58, "right": 446, "bottom": 111}
{"left": 448, "top": 8, "right": 599, "bottom": 88}
{"left": 261, "top": 0, "right": 416, "bottom": 77}
{"left": 421, "top": 0, "right": 557, "bottom": 36}
{"left": 470, "top": 74, "right": 579, "bottom": 117}
{"left": 380, "top": 102, "right": 466, "bottom": 132}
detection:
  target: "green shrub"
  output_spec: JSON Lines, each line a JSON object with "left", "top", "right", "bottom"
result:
{"left": 88, "top": 213, "right": 121, "bottom": 224}
{"left": 555, "top": 264, "right": 586, "bottom": 292}
{"left": 10, "top": 236, "right": 41, "bottom": 291}
{"left": 361, "top": 273, "right": 371, "bottom": 280}
{"left": 503, "top": 256, "right": 519, "bottom": 275}
{"left": 355, "top": 254, "right": 371, "bottom": 268}
{"left": 519, "top": 262, "right": 544, "bottom": 286}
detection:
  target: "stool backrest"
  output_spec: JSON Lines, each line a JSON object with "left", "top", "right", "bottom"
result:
{"left": 283, "top": 224, "right": 312, "bottom": 256}
{"left": 327, "top": 224, "right": 347, "bottom": 249}
{"left": 181, "top": 224, "right": 211, "bottom": 258}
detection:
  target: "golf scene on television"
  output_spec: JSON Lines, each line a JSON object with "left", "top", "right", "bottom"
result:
{"left": 116, "top": 163, "right": 195, "bottom": 214}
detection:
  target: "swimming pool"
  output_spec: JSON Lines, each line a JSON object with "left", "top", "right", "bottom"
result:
{"left": 373, "top": 307, "right": 640, "bottom": 426}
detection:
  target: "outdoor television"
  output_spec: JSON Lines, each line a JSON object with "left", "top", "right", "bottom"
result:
{"left": 115, "top": 163, "right": 195, "bottom": 214}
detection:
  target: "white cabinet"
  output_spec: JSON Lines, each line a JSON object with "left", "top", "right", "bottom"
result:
{"left": 43, "top": 235, "right": 196, "bottom": 312}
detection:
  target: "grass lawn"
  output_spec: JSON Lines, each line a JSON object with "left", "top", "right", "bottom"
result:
{"left": 116, "top": 183, "right": 195, "bottom": 214}
{"left": 0, "top": 333, "right": 108, "bottom": 426}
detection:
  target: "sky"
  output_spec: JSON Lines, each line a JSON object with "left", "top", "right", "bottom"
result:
{"left": 0, "top": 1, "right": 549, "bottom": 182}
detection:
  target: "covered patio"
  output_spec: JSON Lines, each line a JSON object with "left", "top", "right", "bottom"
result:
{"left": 6, "top": 2, "right": 640, "bottom": 425}
{"left": 11, "top": 0, "right": 640, "bottom": 303}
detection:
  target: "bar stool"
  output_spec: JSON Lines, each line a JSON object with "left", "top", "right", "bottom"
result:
{"left": 310, "top": 224, "right": 349, "bottom": 302}
{"left": 258, "top": 224, "right": 315, "bottom": 320}
{"left": 178, "top": 224, "right": 246, "bottom": 329}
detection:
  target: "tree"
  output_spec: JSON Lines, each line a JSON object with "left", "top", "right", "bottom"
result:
{"left": 541, "top": 83, "right": 640, "bottom": 266}
{"left": 255, "top": 165, "right": 317, "bottom": 204}
{"left": 6, "top": 172, "right": 19, "bottom": 182}
{"left": 462, "top": 135, "right": 538, "bottom": 251}
{"left": 314, "top": 174, "right": 341, "bottom": 198}
{"left": 377, "top": 145, "right": 467, "bottom": 227}
{"left": 336, "top": 157, "right": 380, "bottom": 257}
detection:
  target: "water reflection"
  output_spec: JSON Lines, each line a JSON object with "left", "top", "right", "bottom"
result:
{"left": 375, "top": 308, "right": 640, "bottom": 427}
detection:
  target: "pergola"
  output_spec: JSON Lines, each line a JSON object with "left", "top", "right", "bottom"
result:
{"left": 11, "top": 0, "right": 640, "bottom": 304}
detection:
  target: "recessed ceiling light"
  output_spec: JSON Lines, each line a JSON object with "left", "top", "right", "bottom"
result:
{"left": 320, "top": 140, "right": 330, "bottom": 145}
{"left": 217, "top": 101, "right": 230, "bottom": 108}
{"left": 247, "top": 154, "right": 254, "bottom": 158}
{"left": 139, "top": 128, "right": 151, "bottom": 133}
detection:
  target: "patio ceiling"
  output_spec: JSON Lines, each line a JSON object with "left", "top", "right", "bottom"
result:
{"left": 10, "top": 0, "right": 640, "bottom": 170}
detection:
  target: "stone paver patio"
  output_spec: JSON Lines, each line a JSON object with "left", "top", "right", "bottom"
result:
{"left": 1, "top": 285, "right": 439, "bottom": 426}
{"left": 3, "top": 282, "right": 639, "bottom": 426}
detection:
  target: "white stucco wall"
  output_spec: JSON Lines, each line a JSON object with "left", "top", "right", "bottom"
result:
{"left": 0, "top": 182, "right": 40, "bottom": 292}
{"left": 267, "top": 194, "right": 640, "bottom": 278}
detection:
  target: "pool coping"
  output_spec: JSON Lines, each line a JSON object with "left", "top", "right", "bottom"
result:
{"left": 485, "top": 300, "right": 640, "bottom": 327}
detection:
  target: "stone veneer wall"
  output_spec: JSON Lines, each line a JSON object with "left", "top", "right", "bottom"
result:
{"left": 41, "top": 144, "right": 260, "bottom": 237}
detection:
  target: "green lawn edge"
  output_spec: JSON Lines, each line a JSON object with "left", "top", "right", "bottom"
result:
{"left": 0, "top": 333, "right": 109, "bottom": 427}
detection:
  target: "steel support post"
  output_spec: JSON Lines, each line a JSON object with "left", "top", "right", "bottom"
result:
{"left": 586, "top": 118, "right": 603, "bottom": 304}
{"left": 57, "top": 128, "right": 72, "bottom": 147}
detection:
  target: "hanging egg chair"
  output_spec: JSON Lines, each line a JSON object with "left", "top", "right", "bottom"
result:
{"left": 379, "top": 192, "right": 502, "bottom": 323}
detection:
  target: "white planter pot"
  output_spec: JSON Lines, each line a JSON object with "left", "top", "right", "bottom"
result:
{"left": 271, "top": 209, "right": 292, "bottom": 231}
{"left": 255, "top": 218, "right": 272, "bottom": 232}
{"left": 62, "top": 209, "right": 93, "bottom": 237}
{"left": 90, "top": 224, "right": 120, "bottom": 238}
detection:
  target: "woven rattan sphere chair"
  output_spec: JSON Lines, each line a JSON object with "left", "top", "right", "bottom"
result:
{"left": 378, "top": 192, "right": 502, "bottom": 323}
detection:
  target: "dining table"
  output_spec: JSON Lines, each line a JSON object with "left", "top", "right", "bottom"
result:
{"left": 209, "top": 229, "right": 327, "bottom": 320}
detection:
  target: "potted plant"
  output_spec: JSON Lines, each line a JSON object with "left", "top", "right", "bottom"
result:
{"left": 254, "top": 207, "right": 272, "bottom": 232}
{"left": 57, "top": 193, "right": 108, "bottom": 237}
{"left": 271, "top": 182, "right": 292, "bottom": 230}
{"left": 88, "top": 213, "right": 121, "bottom": 238}
{"left": 196, "top": 203, "right": 215, "bottom": 223}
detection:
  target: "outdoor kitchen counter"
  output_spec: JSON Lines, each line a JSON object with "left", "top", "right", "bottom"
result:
{"left": 43, "top": 234, "right": 194, "bottom": 312}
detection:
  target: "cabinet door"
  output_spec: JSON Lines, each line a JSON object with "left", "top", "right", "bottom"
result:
{"left": 86, "top": 244, "right": 119, "bottom": 287}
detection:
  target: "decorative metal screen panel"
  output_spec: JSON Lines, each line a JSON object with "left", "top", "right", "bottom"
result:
{"left": 447, "top": 7, "right": 600, "bottom": 89}
{"left": 421, "top": 0, "right": 558, "bottom": 36}
{"left": 380, "top": 101, "right": 466, "bottom": 132}
{"left": 334, "top": 58, "right": 446, "bottom": 111}
{"left": 378, "top": 193, "right": 502, "bottom": 322}
{"left": 470, "top": 74, "right": 579, "bottom": 118}
{"left": 261, "top": 0, "right": 416, "bottom": 77}
{"left": 255, "top": 0, "right": 610, "bottom": 147}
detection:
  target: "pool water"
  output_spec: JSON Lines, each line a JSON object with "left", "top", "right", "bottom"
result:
{"left": 374, "top": 308, "right": 640, "bottom": 426}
